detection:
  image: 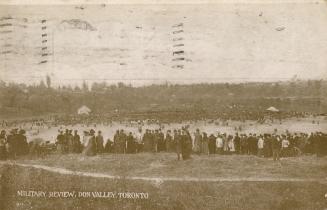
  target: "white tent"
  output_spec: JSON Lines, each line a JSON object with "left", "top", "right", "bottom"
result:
{"left": 77, "top": 105, "right": 91, "bottom": 115}
{"left": 266, "top": 106, "right": 279, "bottom": 112}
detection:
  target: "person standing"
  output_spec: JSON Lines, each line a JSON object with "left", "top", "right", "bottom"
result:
{"left": 157, "top": 129, "right": 165, "bottom": 152}
{"left": 201, "top": 132, "right": 209, "bottom": 155}
{"left": 186, "top": 130, "right": 193, "bottom": 158}
{"left": 240, "top": 134, "right": 248, "bottom": 155}
{"left": 153, "top": 130, "right": 159, "bottom": 153}
{"left": 181, "top": 130, "right": 192, "bottom": 160}
{"left": 63, "top": 129, "right": 70, "bottom": 153}
{"left": 73, "top": 130, "right": 81, "bottom": 153}
{"left": 83, "top": 129, "right": 97, "bottom": 156}
{"left": 0, "top": 130, "right": 7, "bottom": 160}
{"left": 271, "top": 134, "right": 281, "bottom": 161}
{"left": 216, "top": 134, "right": 223, "bottom": 154}
{"left": 247, "top": 134, "right": 255, "bottom": 155}
{"left": 7, "top": 129, "right": 18, "bottom": 159}
{"left": 67, "top": 130, "right": 74, "bottom": 153}
{"left": 233, "top": 133, "right": 241, "bottom": 154}
{"left": 119, "top": 129, "right": 127, "bottom": 154}
{"left": 257, "top": 135, "right": 264, "bottom": 157}
{"left": 252, "top": 134, "right": 258, "bottom": 155}
{"left": 228, "top": 135, "right": 235, "bottom": 154}
{"left": 175, "top": 129, "right": 182, "bottom": 160}
{"left": 193, "top": 129, "right": 202, "bottom": 154}
{"left": 263, "top": 134, "right": 272, "bottom": 158}
{"left": 222, "top": 133, "right": 229, "bottom": 154}
{"left": 56, "top": 130, "right": 65, "bottom": 154}
{"left": 142, "top": 129, "right": 151, "bottom": 152}
{"left": 208, "top": 133, "right": 216, "bottom": 155}
{"left": 104, "top": 138, "right": 114, "bottom": 153}
{"left": 82, "top": 131, "right": 89, "bottom": 149}
{"left": 281, "top": 135, "right": 290, "bottom": 157}
{"left": 16, "top": 129, "right": 28, "bottom": 156}
{"left": 165, "top": 130, "right": 173, "bottom": 152}
{"left": 126, "top": 132, "right": 136, "bottom": 154}
{"left": 135, "top": 128, "right": 143, "bottom": 153}
{"left": 95, "top": 131, "right": 104, "bottom": 154}
{"left": 113, "top": 130, "right": 120, "bottom": 153}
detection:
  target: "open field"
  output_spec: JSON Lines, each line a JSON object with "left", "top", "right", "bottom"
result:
{"left": 8, "top": 116, "right": 327, "bottom": 144}
{"left": 12, "top": 153, "right": 327, "bottom": 181}
{"left": 1, "top": 117, "right": 327, "bottom": 209}
{"left": 0, "top": 154, "right": 327, "bottom": 210}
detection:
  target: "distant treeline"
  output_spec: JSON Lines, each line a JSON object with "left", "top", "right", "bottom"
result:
{"left": 0, "top": 78, "right": 326, "bottom": 119}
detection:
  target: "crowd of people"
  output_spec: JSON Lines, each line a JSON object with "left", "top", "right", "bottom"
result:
{"left": 0, "top": 109, "right": 317, "bottom": 129}
{"left": 55, "top": 128, "right": 327, "bottom": 160}
{"left": 53, "top": 128, "right": 193, "bottom": 160}
{"left": 0, "top": 129, "right": 29, "bottom": 160}
{"left": 0, "top": 126, "right": 326, "bottom": 161}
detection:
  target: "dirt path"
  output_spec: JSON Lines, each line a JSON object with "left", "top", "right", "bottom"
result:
{"left": 2, "top": 162, "right": 326, "bottom": 184}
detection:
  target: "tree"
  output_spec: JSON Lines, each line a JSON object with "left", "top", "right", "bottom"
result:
{"left": 38, "top": 80, "right": 46, "bottom": 89}
{"left": 82, "top": 80, "right": 89, "bottom": 92}
{"left": 313, "top": 80, "right": 322, "bottom": 96}
{"left": 46, "top": 75, "right": 51, "bottom": 88}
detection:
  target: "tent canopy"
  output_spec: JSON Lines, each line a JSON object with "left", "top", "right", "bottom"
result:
{"left": 266, "top": 106, "right": 279, "bottom": 112}
{"left": 77, "top": 105, "right": 91, "bottom": 115}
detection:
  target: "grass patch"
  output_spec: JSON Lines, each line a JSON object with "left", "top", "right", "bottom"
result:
{"left": 13, "top": 153, "right": 327, "bottom": 180}
{"left": 0, "top": 164, "right": 326, "bottom": 210}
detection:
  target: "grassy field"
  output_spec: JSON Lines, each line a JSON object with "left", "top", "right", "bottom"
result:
{"left": 14, "top": 153, "right": 327, "bottom": 180}
{"left": 0, "top": 157, "right": 327, "bottom": 210}
{"left": 9, "top": 116, "right": 327, "bottom": 144}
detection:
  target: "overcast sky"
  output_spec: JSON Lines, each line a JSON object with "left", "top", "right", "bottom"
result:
{"left": 0, "top": 1, "right": 326, "bottom": 86}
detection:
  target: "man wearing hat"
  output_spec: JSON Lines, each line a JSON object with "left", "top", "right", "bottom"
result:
{"left": 271, "top": 134, "right": 281, "bottom": 161}
{"left": 257, "top": 134, "right": 264, "bottom": 157}
{"left": 83, "top": 129, "right": 96, "bottom": 156}
{"left": 174, "top": 129, "right": 182, "bottom": 160}
{"left": 181, "top": 129, "right": 192, "bottom": 160}
{"left": 157, "top": 129, "right": 165, "bottom": 152}
{"left": 67, "top": 130, "right": 74, "bottom": 153}
{"left": 16, "top": 129, "right": 28, "bottom": 156}
{"left": 95, "top": 130, "right": 104, "bottom": 154}
{"left": 118, "top": 129, "right": 127, "bottom": 154}
{"left": 56, "top": 130, "right": 65, "bottom": 154}
{"left": 165, "top": 130, "right": 173, "bottom": 153}
{"left": 193, "top": 128, "right": 202, "bottom": 154}
{"left": 73, "top": 130, "right": 82, "bottom": 153}
{"left": 153, "top": 130, "right": 159, "bottom": 153}
{"left": 233, "top": 133, "right": 241, "bottom": 154}
{"left": 135, "top": 128, "right": 143, "bottom": 153}
{"left": 126, "top": 132, "right": 135, "bottom": 154}
{"left": 7, "top": 129, "right": 18, "bottom": 159}
{"left": 0, "top": 130, "right": 7, "bottom": 160}
{"left": 215, "top": 134, "right": 223, "bottom": 155}
{"left": 142, "top": 129, "right": 151, "bottom": 152}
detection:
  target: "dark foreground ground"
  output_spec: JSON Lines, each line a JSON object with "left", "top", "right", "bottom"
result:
{"left": 0, "top": 154, "right": 326, "bottom": 210}
{"left": 13, "top": 153, "right": 327, "bottom": 180}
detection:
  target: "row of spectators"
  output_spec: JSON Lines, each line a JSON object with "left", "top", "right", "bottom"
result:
{"left": 51, "top": 128, "right": 327, "bottom": 160}
{"left": 0, "top": 129, "right": 29, "bottom": 160}
{"left": 0, "top": 127, "right": 326, "bottom": 161}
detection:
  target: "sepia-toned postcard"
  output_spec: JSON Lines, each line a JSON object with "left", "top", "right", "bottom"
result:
{"left": 0, "top": 0, "right": 326, "bottom": 209}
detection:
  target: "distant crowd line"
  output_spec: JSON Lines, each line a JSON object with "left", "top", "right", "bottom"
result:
{"left": 0, "top": 109, "right": 318, "bottom": 128}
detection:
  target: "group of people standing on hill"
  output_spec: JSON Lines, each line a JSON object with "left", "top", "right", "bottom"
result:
{"left": 52, "top": 127, "right": 194, "bottom": 160}
{"left": 0, "top": 126, "right": 326, "bottom": 161}
{"left": 52, "top": 127, "right": 326, "bottom": 161}
{"left": 111, "top": 128, "right": 193, "bottom": 160}
{"left": 55, "top": 129, "right": 106, "bottom": 156}
{"left": 63, "top": 128, "right": 194, "bottom": 160}
{"left": 0, "top": 129, "right": 28, "bottom": 160}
